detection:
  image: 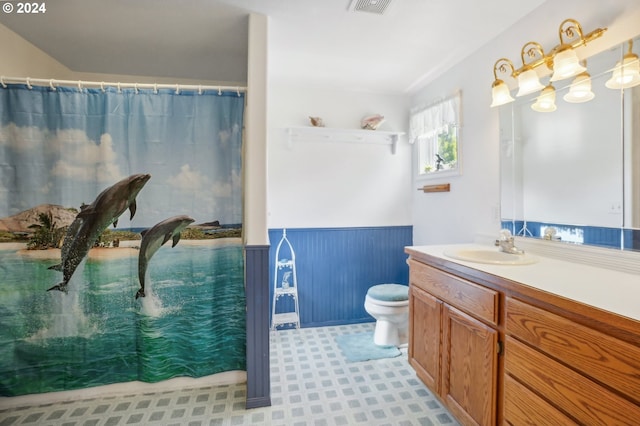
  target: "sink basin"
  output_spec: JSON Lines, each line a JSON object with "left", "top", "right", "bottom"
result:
{"left": 443, "top": 248, "right": 538, "bottom": 265}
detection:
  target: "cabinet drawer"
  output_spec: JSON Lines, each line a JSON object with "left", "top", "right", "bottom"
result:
{"left": 409, "top": 259, "right": 498, "bottom": 325}
{"left": 503, "top": 374, "right": 576, "bottom": 426}
{"left": 505, "top": 336, "right": 640, "bottom": 425}
{"left": 506, "top": 297, "right": 640, "bottom": 405}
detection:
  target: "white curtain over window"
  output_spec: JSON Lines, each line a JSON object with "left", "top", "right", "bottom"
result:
{"left": 409, "top": 93, "right": 461, "bottom": 143}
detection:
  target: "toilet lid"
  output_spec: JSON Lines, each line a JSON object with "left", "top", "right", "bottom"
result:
{"left": 366, "top": 284, "right": 408, "bottom": 302}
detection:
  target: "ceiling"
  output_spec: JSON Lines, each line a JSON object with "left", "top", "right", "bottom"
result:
{"left": 0, "top": 0, "right": 548, "bottom": 94}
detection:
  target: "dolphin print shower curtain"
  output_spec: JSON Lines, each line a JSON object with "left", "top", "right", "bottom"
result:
{"left": 0, "top": 84, "right": 245, "bottom": 396}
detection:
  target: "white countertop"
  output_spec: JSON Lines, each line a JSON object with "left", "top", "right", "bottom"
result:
{"left": 407, "top": 243, "right": 640, "bottom": 322}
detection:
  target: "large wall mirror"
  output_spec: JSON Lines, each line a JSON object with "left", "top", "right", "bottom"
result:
{"left": 500, "top": 34, "right": 640, "bottom": 251}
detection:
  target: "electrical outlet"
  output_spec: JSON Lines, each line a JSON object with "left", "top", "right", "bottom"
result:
{"left": 609, "top": 203, "right": 622, "bottom": 214}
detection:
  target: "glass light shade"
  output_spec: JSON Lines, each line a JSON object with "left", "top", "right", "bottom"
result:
{"left": 563, "top": 72, "right": 595, "bottom": 103}
{"left": 490, "top": 79, "right": 514, "bottom": 107}
{"left": 531, "top": 85, "right": 557, "bottom": 112}
{"left": 516, "top": 68, "right": 545, "bottom": 97}
{"left": 605, "top": 55, "right": 640, "bottom": 89}
{"left": 550, "top": 47, "right": 586, "bottom": 81}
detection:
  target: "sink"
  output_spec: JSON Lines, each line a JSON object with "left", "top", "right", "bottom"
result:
{"left": 443, "top": 248, "right": 538, "bottom": 265}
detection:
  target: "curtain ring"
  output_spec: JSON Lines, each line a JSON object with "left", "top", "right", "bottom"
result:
{"left": 0, "top": 76, "right": 5, "bottom": 88}
{"left": 153, "top": 83, "right": 158, "bottom": 94}
{"left": 134, "top": 83, "right": 139, "bottom": 94}
{"left": 218, "top": 87, "right": 222, "bottom": 96}
{"left": 49, "top": 79, "right": 56, "bottom": 91}
{"left": 117, "top": 82, "right": 121, "bottom": 93}
{"left": 175, "top": 84, "right": 180, "bottom": 95}
{"left": 236, "top": 87, "right": 240, "bottom": 96}
{"left": 26, "top": 77, "right": 32, "bottom": 89}
{"left": 100, "top": 82, "right": 106, "bottom": 93}
{"left": 198, "top": 85, "right": 202, "bottom": 95}
{"left": 77, "top": 80, "right": 83, "bottom": 92}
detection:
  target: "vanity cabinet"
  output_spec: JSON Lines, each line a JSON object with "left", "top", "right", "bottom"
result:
{"left": 504, "top": 297, "right": 640, "bottom": 425}
{"left": 406, "top": 247, "right": 640, "bottom": 426}
{"left": 408, "top": 259, "right": 499, "bottom": 426}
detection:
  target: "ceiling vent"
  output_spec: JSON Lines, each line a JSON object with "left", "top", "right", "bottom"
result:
{"left": 348, "top": 0, "right": 392, "bottom": 15}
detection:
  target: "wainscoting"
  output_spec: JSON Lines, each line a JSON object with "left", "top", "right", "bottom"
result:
{"left": 505, "top": 220, "right": 640, "bottom": 250}
{"left": 268, "top": 226, "right": 413, "bottom": 328}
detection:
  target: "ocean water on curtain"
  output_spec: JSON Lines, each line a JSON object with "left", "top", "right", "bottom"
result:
{"left": 0, "top": 243, "right": 246, "bottom": 397}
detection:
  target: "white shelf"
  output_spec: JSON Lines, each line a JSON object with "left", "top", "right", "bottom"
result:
{"left": 274, "top": 287, "right": 297, "bottom": 297}
{"left": 271, "top": 312, "right": 300, "bottom": 327}
{"left": 287, "top": 126, "right": 404, "bottom": 154}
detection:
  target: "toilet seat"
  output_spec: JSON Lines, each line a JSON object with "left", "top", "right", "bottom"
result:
{"left": 366, "top": 284, "right": 408, "bottom": 306}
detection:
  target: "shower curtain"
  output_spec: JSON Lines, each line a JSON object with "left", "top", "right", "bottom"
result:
{"left": 0, "top": 84, "right": 246, "bottom": 396}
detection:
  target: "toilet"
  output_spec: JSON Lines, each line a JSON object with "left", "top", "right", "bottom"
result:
{"left": 364, "top": 283, "right": 409, "bottom": 347}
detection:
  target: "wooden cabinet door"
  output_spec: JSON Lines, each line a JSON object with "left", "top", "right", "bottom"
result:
{"left": 409, "top": 286, "right": 442, "bottom": 393}
{"left": 441, "top": 304, "right": 498, "bottom": 426}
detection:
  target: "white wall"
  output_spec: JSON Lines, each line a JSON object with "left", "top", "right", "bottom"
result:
{"left": 0, "top": 23, "right": 72, "bottom": 78}
{"left": 410, "top": 0, "right": 640, "bottom": 245}
{"left": 245, "top": 13, "right": 269, "bottom": 245}
{"left": 267, "top": 84, "right": 411, "bottom": 229}
{"left": 0, "top": 23, "right": 240, "bottom": 88}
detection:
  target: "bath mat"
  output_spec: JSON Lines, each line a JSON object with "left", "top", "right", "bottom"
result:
{"left": 335, "top": 331, "right": 401, "bottom": 363}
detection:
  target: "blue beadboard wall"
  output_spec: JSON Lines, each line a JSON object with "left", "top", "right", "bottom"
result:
{"left": 268, "top": 226, "right": 412, "bottom": 328}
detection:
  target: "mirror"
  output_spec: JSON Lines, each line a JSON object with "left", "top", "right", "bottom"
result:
{"left": 500, "top": 34, "right": 640, "bottom": 251}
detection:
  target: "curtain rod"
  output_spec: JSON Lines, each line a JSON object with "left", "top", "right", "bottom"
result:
{"left": 410, "top": 90, "right": 461, "bottom": 114}
{"left": 0, "top": 76, "right": 247, "bottom": 94}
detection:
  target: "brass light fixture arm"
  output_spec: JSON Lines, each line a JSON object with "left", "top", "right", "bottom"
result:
{"left": 493, "top": 58, "right": 515, "bottom": 80}
{"left": 514, "top": 41, "right": 546, "bottom": 76}
{"left": 558, "top": 18, "right": 585, "bottom": 46}
{"left": 507, "top": 19, "right": 607, "bottom": 78}
{"left": 626, "top": 39, "right": 635, "bottom": 56}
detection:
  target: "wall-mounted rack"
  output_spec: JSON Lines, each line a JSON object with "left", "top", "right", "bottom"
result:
{"left": 287, "top": 126, "right": 404, "bottom": 154}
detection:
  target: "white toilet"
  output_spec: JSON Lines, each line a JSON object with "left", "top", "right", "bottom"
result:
{"left": 364, "top": 283, "right": 409, "bottom": 347}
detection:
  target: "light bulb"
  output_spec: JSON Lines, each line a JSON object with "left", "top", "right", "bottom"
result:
{"left": 605, "top": 55, "right": 640, "bottom": 89}
{"left": 563, "top": 72, "right": 594, "bottom": 103}
{"left": 490, "top": 80, "right": 514, "bottom": 107}
{"left": 550, "top": 47, "right": 586, "bottom": 81}
{"left": 532, "top": 85, "right": 557, "bottom": 112}
{"left": 516, "top": 68, "right": 545, "bottom": 97}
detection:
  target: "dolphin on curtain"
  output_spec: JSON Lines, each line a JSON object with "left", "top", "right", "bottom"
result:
{"left": 136, "top": 215, "right": 195, "bottom": 299}
{"left": 47, "top": 173, "right": 152, "bottom": 293}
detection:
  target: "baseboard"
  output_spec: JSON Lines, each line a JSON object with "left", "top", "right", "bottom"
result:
{"left": 245, "top": 396, "right": 272, "bottom": 409}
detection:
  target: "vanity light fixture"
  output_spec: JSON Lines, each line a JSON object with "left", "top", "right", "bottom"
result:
{"left": 605, "top": 39, "right": 640, "bottom": 89}
{"left": 490, "top": 18, "right": 606, "bottom": 108}
{"left": 490, "top": 58, "right": 515, "bottom": 107}
{"left": 516, "top": 42, "right": 546, "bottom": 97}
{"left": 563, "top": 63, "right": 595, "bottom": 103}
{"left": 531, "top": 84, "right": 557, "bottom": 112}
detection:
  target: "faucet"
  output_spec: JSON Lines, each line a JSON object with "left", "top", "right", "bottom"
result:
{"left": 543, "top": 227, "right": 560, "bottom": 241}
{"left": 495, "top": 229, "right": 524, "bottom": 255}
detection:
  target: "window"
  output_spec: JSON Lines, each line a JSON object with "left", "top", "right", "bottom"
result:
{"left": 410, "top": 92, "right": 461, "bottom": 179}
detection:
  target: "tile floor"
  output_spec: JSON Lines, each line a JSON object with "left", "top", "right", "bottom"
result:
{"left": 0, "top": 323, "right": 459, "bottom": 426}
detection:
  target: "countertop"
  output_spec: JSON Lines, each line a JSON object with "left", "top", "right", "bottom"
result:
{"left": 406, "top": 243, "right": 640, "bottom": 323}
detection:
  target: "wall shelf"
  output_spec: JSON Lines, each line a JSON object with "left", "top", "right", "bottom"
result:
{"left": 287, "top": 126, "right": 404, "bottom": 154}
